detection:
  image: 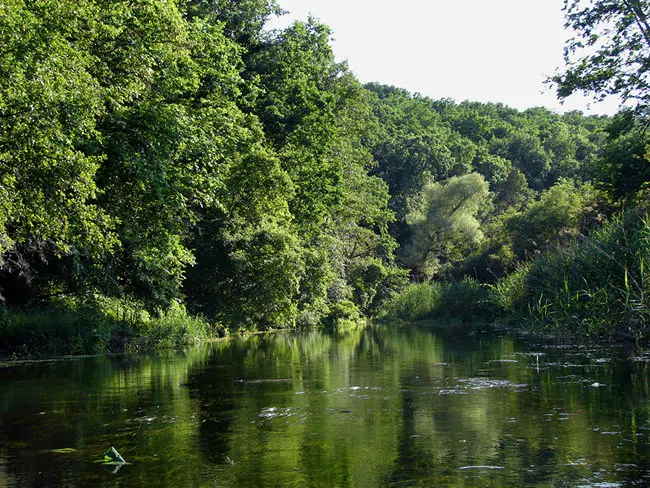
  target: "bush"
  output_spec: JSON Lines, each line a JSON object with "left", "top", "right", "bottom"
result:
{"left": 439, "top": 278, "right": 490, "bottom": 320}
{"left": 381, "top": 278, "right": 491, "bottom": 323}
{"left": 489, "top": 262, "right": 532, "bottom": 314}
{"left": 348, "top": 259, "right": 409, "bottom": 315}
{"left": 128, "top": 301, "right": 213, "bottom": 351}
{"left": 381, "top": 282, "right": 442, "bottom": 322}
{"left": 323, "top": 300, "right": 365, "bottom": 331}
{"left": 1, "top": 306, "right": 118, "bottom": 357}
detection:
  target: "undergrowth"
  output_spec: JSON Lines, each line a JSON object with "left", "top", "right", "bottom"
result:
{"left": 492, "top": 212, "right": 650, "bottom": 342}
{"left": 0, "top": 297, "right": 218, "bottom": 359}
{"left": 381, "top": 278, "right": 489, "bottom": 322}
{"left": 382, "top": 212, "right": 650, "bottom": 344}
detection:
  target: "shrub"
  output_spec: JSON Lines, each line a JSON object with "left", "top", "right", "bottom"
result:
{"left": 323, "top": 300, "right": 364, "bottom": 331}
{"left": 1, "top": 297, "right": 217, "bottom": 358}
{"left": 382, "top": 282, "right": 442, "bottom": 322}
{"left": 439, "top": 278, "right": 490, "bottom": 320}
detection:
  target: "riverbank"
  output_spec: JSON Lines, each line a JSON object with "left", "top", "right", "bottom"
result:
{"left": 0, "top": 295, "right": 373, "bottom": 361}
{"left": 381, "top": 212, "right": 650, "bottom": 345}
{"left": 0, "top": 298, "right": 224, "bottom": 360}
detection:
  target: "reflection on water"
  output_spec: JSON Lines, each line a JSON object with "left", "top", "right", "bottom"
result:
{"left": 1, "top": 325, "right": 650, "bottom": 487}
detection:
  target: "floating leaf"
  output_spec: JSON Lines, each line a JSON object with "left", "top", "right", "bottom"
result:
{"left": 50, "top": 448, "right": 77, "bottom": 454}
{"left": 104, "top": 445, "right": 126, "bottom": 464}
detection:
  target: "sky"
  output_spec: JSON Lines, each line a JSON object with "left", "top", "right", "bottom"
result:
{"left": 266, "top": 0, "right": 624, "bottom": 115}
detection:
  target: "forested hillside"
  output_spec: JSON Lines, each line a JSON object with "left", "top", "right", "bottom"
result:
{"left": 2, "top": 0, "right": 650, "bottom": 354}
{"left": 364, "top": 86, "right": 613, "bottom": 280}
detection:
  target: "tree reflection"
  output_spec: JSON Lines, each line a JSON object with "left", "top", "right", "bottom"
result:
{"left": 3, "top": 327, "right": 650, "bottom": 486}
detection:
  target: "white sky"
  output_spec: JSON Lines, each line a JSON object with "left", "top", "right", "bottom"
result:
{"left": 267, "top": 0, "right": 624, "bottom": 115}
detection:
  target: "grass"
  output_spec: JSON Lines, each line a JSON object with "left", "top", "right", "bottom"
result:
{"left": 491, "top": 212, "right": 650, "bottom": 342}
{"left": 0, "top": 297, "right": 219, "bottom": 359}
{"left": 381, "top": 278, "right": 489, "bottom": 323}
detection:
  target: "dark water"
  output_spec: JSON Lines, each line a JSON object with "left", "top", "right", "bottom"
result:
{"left": 2, "top": 325, "right": 650, "bottom": 487}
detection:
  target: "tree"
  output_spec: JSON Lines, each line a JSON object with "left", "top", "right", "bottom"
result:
{"left": 497, "top": 131, "right": 551, "bottom": 191}
{"left": 590, "top": 111, "right": 650, "bottom": 197}
{"left": 185, "top": 0, "right": 280, "bottom": 47}
{"left": 402, "top": 173, "right": 489, "bottom": 279}
{"left": 0, "top": 0, "right": 116, "bottom": 305}
{"left": 509, "top": 178, "right": 597, "bottom": 257}
{"left": 552, "top": 0, "right": 650, "bottom": 114}
{"left": 88, "top": 0, "right": 250, "bottom": 309}
{"left": 243, "top": 20, "right": 402, "bottom": 321}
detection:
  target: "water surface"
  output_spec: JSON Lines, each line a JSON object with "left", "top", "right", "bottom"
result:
{"left": 1, "top": 325, "right": 650, "bottom": 487}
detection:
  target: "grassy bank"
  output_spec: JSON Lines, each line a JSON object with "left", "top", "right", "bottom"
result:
{"left": 0, "top": 298, "right": 220, "bottom": 359}
{"left": 381, "top": 277, "right": 491, "bottom": 323}
{"left": 382, "top": 212, "right": 650, "bottom": 344}
{"left": 491, "top": 212, "right": 650, "bottom": 342}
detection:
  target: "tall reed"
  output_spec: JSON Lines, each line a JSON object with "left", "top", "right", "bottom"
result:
{"left": 492, "top": 212, "right": 650, "bottom": 341}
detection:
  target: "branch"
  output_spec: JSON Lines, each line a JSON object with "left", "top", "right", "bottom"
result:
{"left": 621, "top": 0, "right": 650, "bottom": 51}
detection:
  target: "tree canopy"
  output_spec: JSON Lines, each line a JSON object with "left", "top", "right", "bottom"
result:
{"left": 0, "top": 0, "right": 639, "bottom": 334}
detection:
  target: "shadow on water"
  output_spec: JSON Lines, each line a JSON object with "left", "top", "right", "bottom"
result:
{"left": 2, "top": 323, "right": 650, "bottom": 486}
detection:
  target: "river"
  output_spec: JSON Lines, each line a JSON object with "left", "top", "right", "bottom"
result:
{"left": 1, "top": 324, "right": 650, "bottom": 487}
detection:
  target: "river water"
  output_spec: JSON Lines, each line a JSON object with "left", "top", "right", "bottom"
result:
{"left": 1, "top": 324, "right": 650, "bottom": 487}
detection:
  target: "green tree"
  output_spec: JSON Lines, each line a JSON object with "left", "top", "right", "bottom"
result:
{"left": 89, "top": 1, "right": 248, "bottom": 308}
{"left": 185, "top": 0, "right": 280, "bottom": 46}
{"left": 0, "top": 0, "right": 116, "bottom": 304}
{"left": 402, "top": 173, "right": 490, "bottom": 279}
{"left": 510, "top": 178, "right": 597, "bottom": 258}
{"left": 497, "top": 131, "right": 551, "bottom": 191}
{"left": 594, "top": 112, "right": 650, "bottom": 198}
{"left": 552, "top": 0, "right": 650, "bottom": 113}
{"left": 243, "top": 20, "right": 401, "bottom": 321}
{"left": 365, "top": 86, "right": 461, "bottom": 222}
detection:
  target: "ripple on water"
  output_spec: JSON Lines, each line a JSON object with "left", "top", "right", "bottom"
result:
{"left": 577, "top": 483, "right": 622, "bottom": 488}
{"left": 258, "top": 407, "right": 305, "bottom": 422}
{"left": 438, "top": 378, "right": 528, "bottom": 395}
{"left": 327, "top": 386, "right": 383, "bottom": 395}
{"left": 565, "top": 458, "right": 588, "bottom": 466}
{"left": 459, "top": 378, "right": 528, "bottom": 391}
{"left": 439, "top": 389, "right": 469, "bottom": 395}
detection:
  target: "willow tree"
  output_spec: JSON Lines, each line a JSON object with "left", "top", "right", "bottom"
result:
{"left": 402, "top": 173, "right": 490, "bottom": 280}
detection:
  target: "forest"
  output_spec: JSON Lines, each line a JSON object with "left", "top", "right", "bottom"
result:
{"left": 1, "top": 0, "right": 650, "bottom": 356}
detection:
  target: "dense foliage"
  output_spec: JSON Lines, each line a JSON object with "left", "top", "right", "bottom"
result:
{"left": 378, "top": 0, "right": 650, "bottom": 342}
{"left": 3, "top": 0, "right": 650, "bottom": 352}
{"left": 551, "top": 0, "right": 650, "bottom": 116}
{"left": 0, "top": 0, "right": 403, "bottom": 346}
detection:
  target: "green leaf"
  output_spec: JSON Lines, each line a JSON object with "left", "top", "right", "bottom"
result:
{"left": 104, "top": 445, "right": 126, "bottom": 464}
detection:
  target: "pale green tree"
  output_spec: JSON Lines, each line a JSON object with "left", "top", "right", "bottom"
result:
{"left": 402, "top": 173, "right": 490, "bottom": 279}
